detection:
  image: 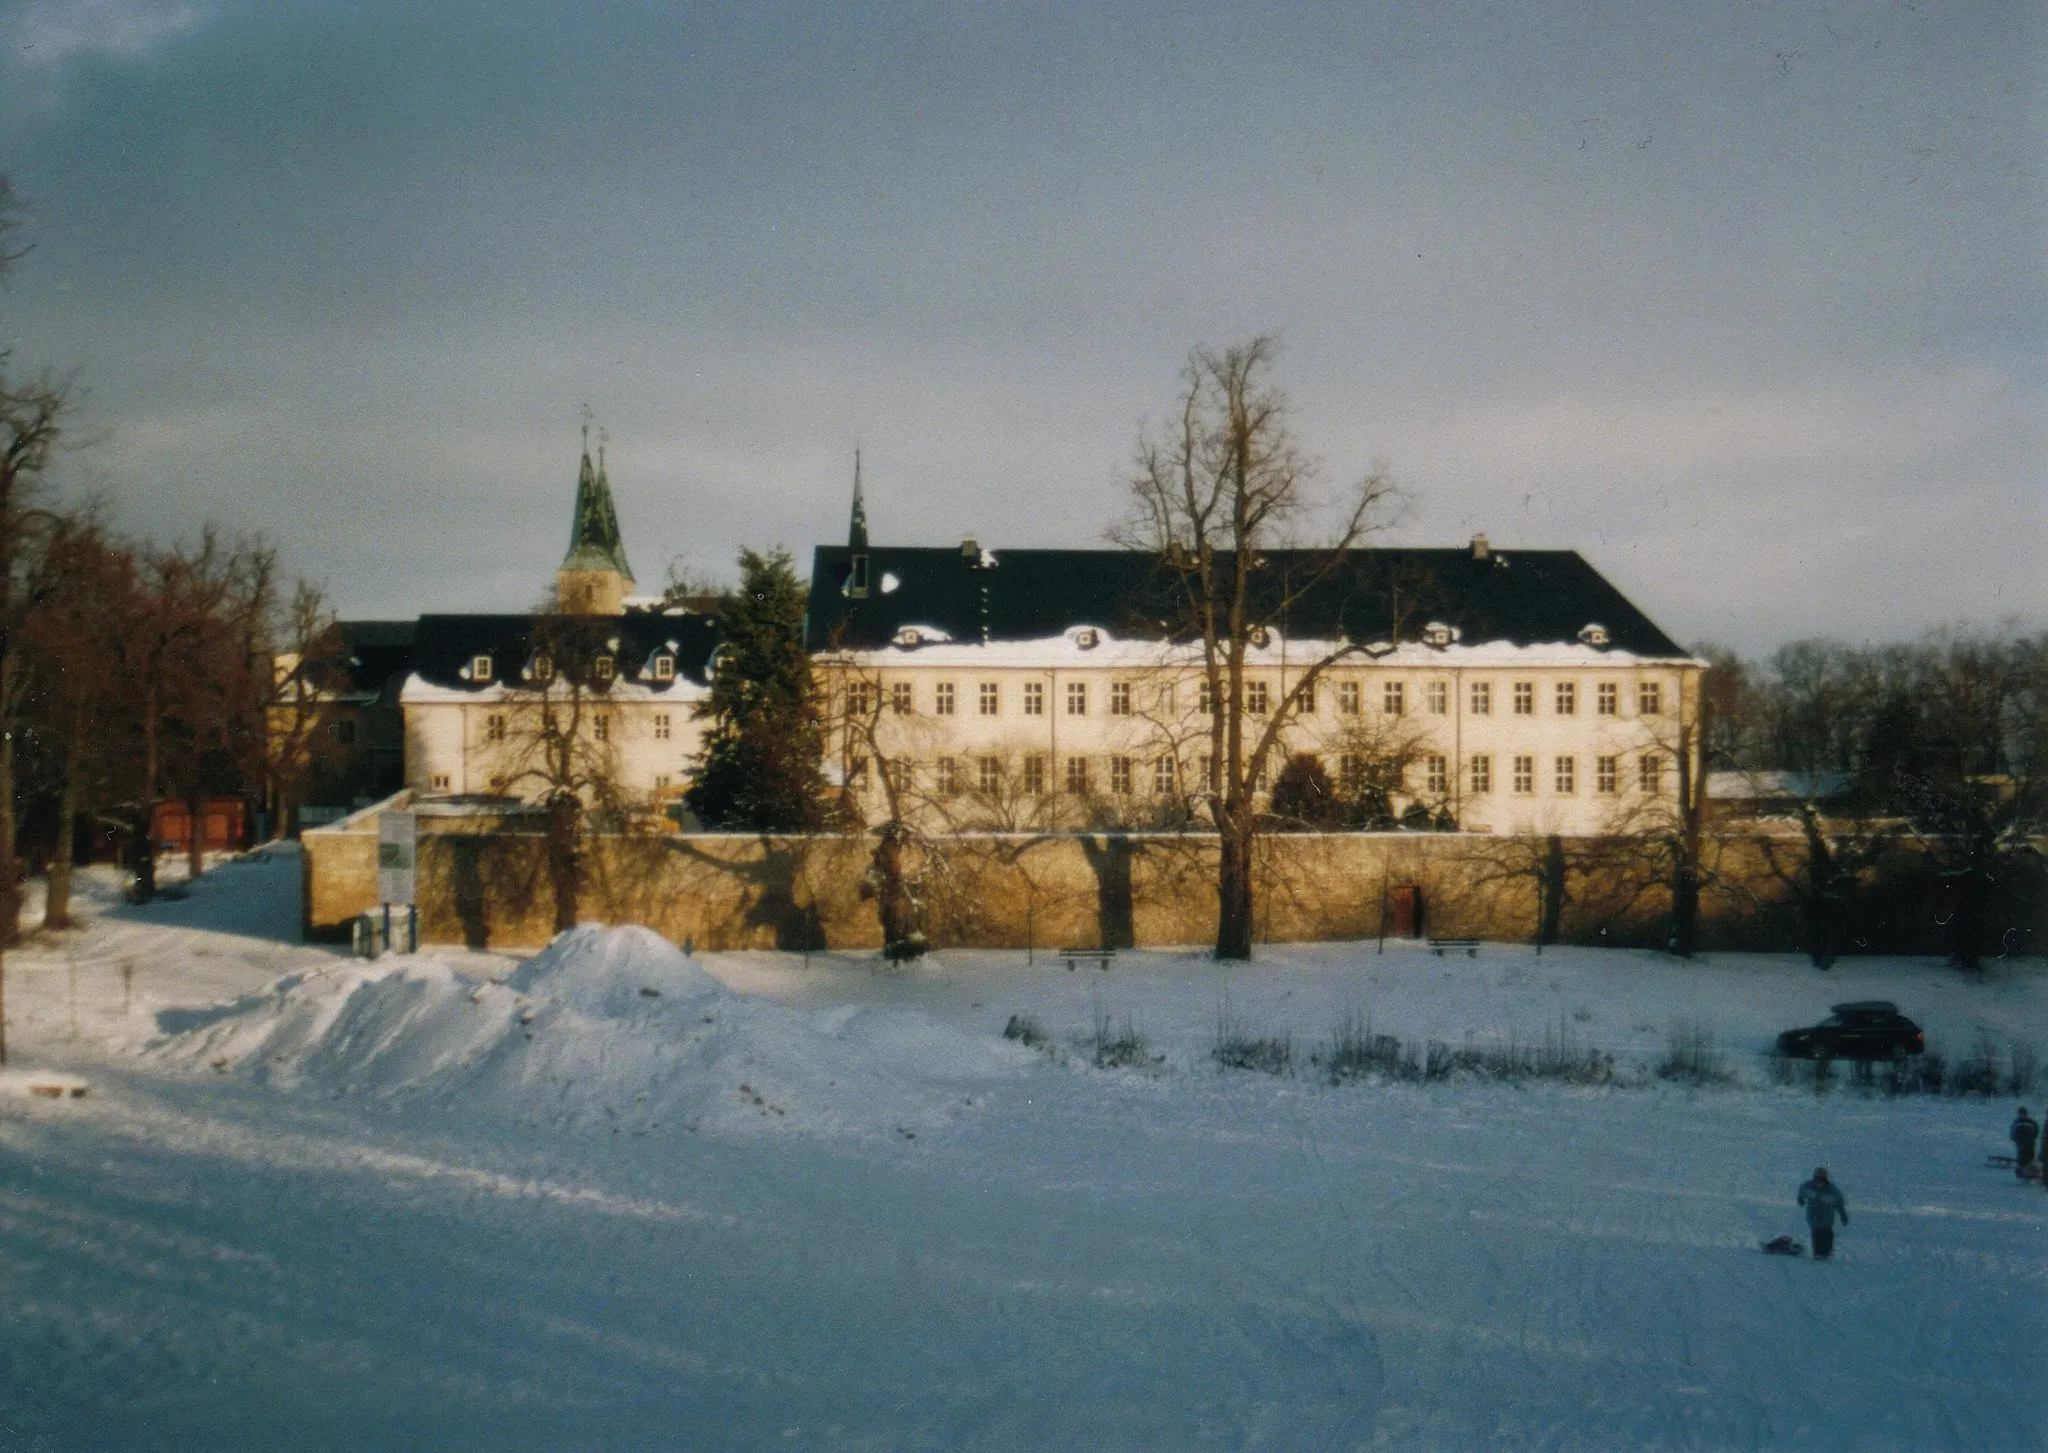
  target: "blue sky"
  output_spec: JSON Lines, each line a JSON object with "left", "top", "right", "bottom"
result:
{"left": 2, "top": 0, "right": 2041, "bottom": 652}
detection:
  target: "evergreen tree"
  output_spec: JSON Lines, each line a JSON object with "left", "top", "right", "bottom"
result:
{"left": 685, "top": 548, "right": 826, "bottom": 830}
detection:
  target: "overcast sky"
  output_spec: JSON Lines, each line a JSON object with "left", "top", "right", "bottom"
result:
{"left": 1, "top": 0, "right": 2041, "bottom": 655}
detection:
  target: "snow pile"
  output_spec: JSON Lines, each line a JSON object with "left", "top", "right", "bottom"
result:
{"left": 152, "top": 925, "right": 1028, "bottom": 1144}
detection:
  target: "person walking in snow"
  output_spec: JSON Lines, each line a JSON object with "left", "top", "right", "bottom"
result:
{"left": 2011, "top": 1108, "right": 2039, "bottom": 1179}
{"left": 1797, "top": 1167, "right": 1849, "bottom": 1260}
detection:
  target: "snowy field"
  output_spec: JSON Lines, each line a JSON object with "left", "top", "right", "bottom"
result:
{"left": 0, "top": 848, "right": 2041, "bottom": 1452}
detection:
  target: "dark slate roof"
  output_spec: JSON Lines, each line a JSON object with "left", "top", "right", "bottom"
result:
{"left": 804, "top": 546, "right": 1687, "bottom": 657}
{"left": 404, "top": 612, "right": 721, "bottom": 693}
{"left": 331, "top": 620, "right": 419, "bottom": 704}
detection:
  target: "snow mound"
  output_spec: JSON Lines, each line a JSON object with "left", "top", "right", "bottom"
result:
{"left": 152, "top": 927, "right": 1032, "bottom": 1145}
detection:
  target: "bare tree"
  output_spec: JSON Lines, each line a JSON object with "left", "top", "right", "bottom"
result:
{"left": 1115, "top": 338, "right": 1403, "bottom": 959}
{"left": 263, "top": 581, "right": 350, "bottom": 840}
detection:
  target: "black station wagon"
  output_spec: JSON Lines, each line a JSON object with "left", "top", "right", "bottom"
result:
{"left": 1775, "top": 1001, "right": 1926, "bottom": 1061}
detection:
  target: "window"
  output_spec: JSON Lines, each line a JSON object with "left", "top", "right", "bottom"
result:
{"left": 1339, "top": 754, "right": 1366, "bottom": 792}
{"left": 1293, "top": 680, "right": 1316, "bottom": 715}
{"left": 1554, "top": 755, "right": 1575, "bottom": 794}
{"left": 1596, "top": 755, "right": 1618, "bottom": 794}
{"left": 1246, "top": 680, "right": 1270, "bottom": 715}
{"left": 847, "top": 681, "right": 875, "bottom": 716}
{"left": 1251, "top": 758, "right": 1267, "bottom": 793}
{"left": 1426, "top": 755, "right": 1448, "bottom": 795}
{"left": 846, "top": 756, "right": 870, "bottom": 790}
{"left": 1513, "top": 682, "right": 1534, "bottom": 715}
{"left": 1201, "top": 755, "right": 1217, "bottom": 791}
{"left": 1383, "top": 681, "right": 1405, "bottom": 716}
{"left": 978, "top": 682, "right": 1000, "bottom": 716}
{"left": 594, "top": 655, "right": 615, "bottom": 683}
{"left": 1513, "top": 755, "right": 1535, "bottom": 794}
{"left": 1152, "top": 756, "right": 1176, "bottom": 795}
{"left": 1555, "top": 682, "right": 1576, "bottom": 716}
{"left": 1110, "top": 682, "right": 1132, "bottom": 716}
{"left": 470, "top": 654, "right": 493, "bottom": 682}
{"left": 1469, "top": 754, "right": 1492, "bottom": 795}
{"left": 430, "top": 772, "right": 451, "bottom": 791}
{"left": 1156, "top": 682, "right": 1176, "bottom": 715}
{"left": 485, "top": 714, "right": 506, "bottom": 742}
{"left": 1066, "top": 681, "right": 1088, "bottom": 716}
{"left": 1427, "top": 681, "right": 1448, "bottom": 716}
{"left": 654, "top": 713, "right": 671, "bottom": 740}
{"left": 1470, "top": 681, "right": 1492, "bottom": 716}
{"left": 1338, "top": 681, "right": 1361, "bottom": 716}
{"left": 977, "top": 756, "right": 1002, "bottom": 793}
{"left": 936, "top": 757, "right": 959, "bottom": 796}
{"left": 1199, "top": 679, "right": 1216, "bottom": 715}
{"left": 1639, "top": 753, "right": 1662, "bottom": 793}
{"left": 1022, "top": 755, "right": 1047, "bottom": 794}
{"left": 887, "top": 758, "right": 913, "bottom": 792}
{"left": 1023, "top": 682, "right": 1045, "bottom": 717}
{"left": 593, "top": 715, "right": 609, "bottom": 743}
{"left": 1596, "top": 682, "right": 1617, "bottom": 716}
{"left": 652, "top": 655, "right": 675, "bottom": 682}
{"left": 1065, "top": 756, "right": 1090, "bottom": 795}
{"left": 654, "top": 774, "right": 671, "bottom": 790}
{"left": 531, "top": 653, "right": 553, "bottom": 683}
{"left": 1110, "top": 756, "right": 1133, "bottom": 795}
{"left": 1638, "top": 681, "right": 1663, "bottom": 716}
{"left": 891, "top": 681, "right": 913, "bottom": 715}
{"left": 934, "top": 682, "right": 956, "bottom": 716}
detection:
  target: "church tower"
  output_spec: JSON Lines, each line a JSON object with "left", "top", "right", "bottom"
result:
{"left": 844, "top": 449, "right": 870, "bottom": 598}
{"left": 557, "top": 425, "right": 636, "bottom": 615}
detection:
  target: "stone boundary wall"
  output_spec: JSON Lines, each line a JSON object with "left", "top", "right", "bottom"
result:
{"left": 303, "top": 813, "right": 2043, "bottom": 955}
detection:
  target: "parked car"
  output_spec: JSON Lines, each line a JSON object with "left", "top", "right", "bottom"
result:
{"left": 1775, "top": 1001, "right": 1925, "bottom": 1060}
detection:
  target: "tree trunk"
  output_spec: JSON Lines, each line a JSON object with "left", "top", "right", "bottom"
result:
{"left": 0, "top": 719, "right": 18, "bottom": 947}
{"left": 185, "top": 790, "right": 206, "bottom": 882}
{"left": 546, "top": 793, "right": 581, "bottom": 934}
{"left": 1538, "top": 834, "right": 1567, "bottom": 947}
{"left": 871, "top": 824, "right": 919, "bottom": 956}
{"left": 1216, "top": 819, "right": 1255, "bottom": 960}
{"left": 44, "top": 740, "right": 80, "bottom": 930}
{"left": 1800, "top": 808, "right": 1836, "bottom": 969}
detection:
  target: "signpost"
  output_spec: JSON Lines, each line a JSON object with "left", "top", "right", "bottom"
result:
{"left": 376, "top": 810, "right": 418, "bottom": 955}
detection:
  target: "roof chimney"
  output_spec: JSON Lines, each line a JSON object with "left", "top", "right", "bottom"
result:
{"left": 961, "top": 536, "right": 979, "bottom": 560}
{"left": 1471, "top": 533, "right": 1490, "bottom": 561}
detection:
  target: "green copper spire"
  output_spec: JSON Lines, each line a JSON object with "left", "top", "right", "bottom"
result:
{"left": 561, "top": 429, "right": 634, "bottom": 581}
{"left": 847, "top": 447, "right": 869, "bottom": 554}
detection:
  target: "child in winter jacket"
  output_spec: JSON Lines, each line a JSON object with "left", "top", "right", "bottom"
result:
{"left": 1797, "top": 1168, "right": 1849, "bottom": 1259}
{"left": 2012, "top": 1108, "right": 2039, "bottom": 1178}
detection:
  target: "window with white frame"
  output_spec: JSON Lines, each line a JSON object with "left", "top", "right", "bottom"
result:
{"left": 1023, "top": 681, "right": 1045, "bottom": 717}
{"left": 1470, "top": 681, "right": 1492, "bottom": 716}
{"left": 1513, "top": 755, "right": 1535, "bottom": 794}
{"left": 1199, "top": 679, "right": 1216, "bottom": 714}
{"left": 1383, "top": 681, "right": 1405, "bottom": 716}
{"left": 1555, "top": 682, "right": 1576, "bottom": 716}
{"left": 934, "top": 682, "right": 956, "bottom": 716}
{"left": 1110, "top": 756, "right": 1133, "bottom": 795}
{"left": 654, "top": 713, "right": 671, "bottom": 740}
{"left": 430, "top": 773, "right": 451, "bottom": 791}
{"left": 847, "top": 681, "right": 875, "bottom": 716}
{"left": 1596, "top": 755, "right": 1618, "bottom": 793}
{"left": 531, "top": 653, "right": 553, "bottom": 683}
{"left": 593, "top": 715, "right": 609, "bottom": 743}
{"left": 1469, "top": 754, "right": 1492, "bottom": 794}
{"left": 1554, "top": 755, "right": 1575, "bottom": 793}
{"left": 1152, "top": 756, "right": 1176, "bottom": 794}
{"left": 654, "top": 774, "right": 671, "bottom": 790}
{"left": 1156, "top": 682, "right": 1176, "bottom": 715}
{"left": 887, "top": 758, "right": 913, "bottom": 792}
{"left": 1246, "top": 680, "right": 1269, "bottom": 715}
{"left": 1022, "top": 755, "right": 1046, "bottom": 794}
{"left": 978, "top": 682, "right": 999, "bottom": 715}
{"left": 1065, "top": 756, "right": 1090, "bottom": 794}
{"left": 890, "top": 681, "right": 913, "bottom": 715}
{"left": 1293, "top": 680, "right": 1316, "bottom": 715}
{"left": 1109, "top": 682, "right": 1132, "bottom": 716}
{"left": 977, "top": 756, "right": 1001, "bottom": 793}
{"left": 652, "top": 655, "right": 675, "bottom": 681}
{"left": 1427, "top": 681, "right": 1448, "bottom": 715}
{"left": 471, "top": 654, "right": 493, "bottom": 682}
{"left": 1639, "top": 753, "right": 1662, "bottom": 793}
{"left": 594, "top": 655, "right": 615, "bottom": 683}
{"left": 1338, "top": 681, "right": 1361, "bottom": 715}
{"left": 1426, "top": 755, "right": 1448, "bottom": 795}
{"left": 1513, "top": 682, "right": 1534, "bottom": 715}
{"left": 1066, "top": 681, "right": 1087, "bottom": 716}
{"left": 1339, "top": 754, "right": 1365, "bottom": 793}
{"left": 1596, "top": 681, "right": 1617, "bottom": 716}
{"left": 1638, "top": 681, "right": 1663, "bottom": 716}
{"left": 485, "top": 714, "right": 505, "bottom": 742}
{"left": 935, "top": 757, "right": 959, "bottom": 796}
{"left": 1251, "top": 758, "right": 1267, "bottom": 793}
{"left": 1201, "top": 755, "right": 1217, "bottom": 791}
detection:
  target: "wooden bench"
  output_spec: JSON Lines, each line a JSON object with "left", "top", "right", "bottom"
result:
{"left": 1057, "top": 946, "right": 1117, "bottom": 972}
{"left": 1428, "top": 938, "right": 1481, "bottom": 958}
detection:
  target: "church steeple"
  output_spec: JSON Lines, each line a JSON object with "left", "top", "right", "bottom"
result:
{"left": 557, "top": 419, "right": 636, "bottom": 614}
{"left": 845, "top": 449, "right": 870, "bottom": 598}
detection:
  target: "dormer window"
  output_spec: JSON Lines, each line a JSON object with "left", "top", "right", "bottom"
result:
{"left": 530, "top": 652, "right": 553, "bottom": 683}
{"left": 652, "top": 654, "right": 675, "bottom": 682}
{"left": 1248, "top": 626, "right": 1271, "bottom": 648}
{"left": 1578, "top": 623, "right": 1610, "bottom": 647}
{"left": 593, "top": 655, "right": 615, "bottom": 683}
{"left": 1421, "top": 622, "right": 1460, "bottom": 648}
{"left": 1073, "top": 627, "right": 1099, "bottom": 650}
{"left": 846, "top": 554, "right": 870, "bottom": 599}
{"left": 471, "top": 654, "right": 493, "bottom": 682}
{"left": 894, "top": 627, "right": 923, "bottom": 647}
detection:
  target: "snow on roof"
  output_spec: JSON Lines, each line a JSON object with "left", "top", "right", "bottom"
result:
{"left": 823, "top": 629, "right": 1697, "bottom": 671}
{"left": 398, "top": 672, "right": 708, "bottom": 707}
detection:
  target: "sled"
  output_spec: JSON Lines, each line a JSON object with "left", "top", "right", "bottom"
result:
{"left": 1761, "top": 1235, "right": 1805, "bottom": 1256}
{"left": 1987, "top": 1154, "right": 2043, "bottom": 1179}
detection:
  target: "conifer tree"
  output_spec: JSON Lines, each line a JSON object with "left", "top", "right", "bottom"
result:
{"left": 685, "top": 548, "right": 826, "bottom": 830}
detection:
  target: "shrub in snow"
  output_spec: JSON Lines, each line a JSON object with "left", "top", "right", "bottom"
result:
{"left": 1951, "top": 1032, "right": 2004, "bottom": 1097}
{"left": 1657, "top": 1021, "right": 1733, "bottom": 1085}
{"left": 1001, "top": 1013, "right": 1050, "bottom": 1049}
{"left": 1092, "top": 1007, "right": 1155, "bottom": 1070}
{"left": 1213, "top": 1011, "right": 1295, "bottom": 1075}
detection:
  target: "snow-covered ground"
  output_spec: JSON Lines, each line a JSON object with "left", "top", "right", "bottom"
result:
{"left": 0, "top": 849, "right": 2040, "bottom": 1451}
